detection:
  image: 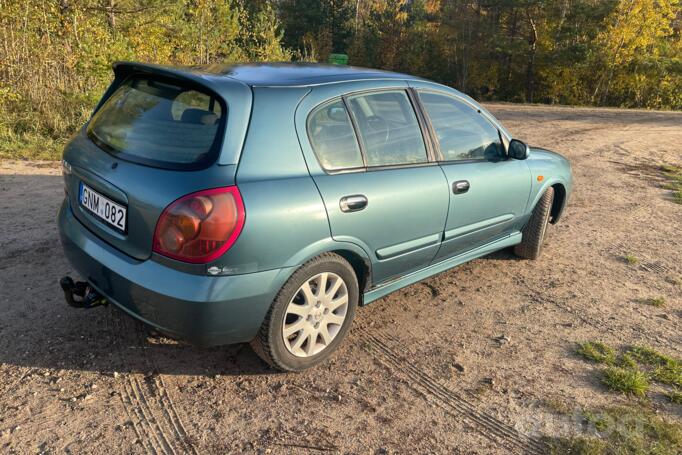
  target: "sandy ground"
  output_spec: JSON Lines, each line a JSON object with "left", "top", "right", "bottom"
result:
{"left": 0, "top": 104, "right": 681, "bottom": 454}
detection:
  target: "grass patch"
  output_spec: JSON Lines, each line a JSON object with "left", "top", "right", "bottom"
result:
{"left": 0, "top": 135, "right": 64, "bottom": 161}
{"left": 638, "top": 297, "right": 666, "bottom": 307}
{"left": 560, "top": 346, "right": 682, "bottom": 453}
{"left": 665, "top": 389, "right": 682, "bottom": 405}
{"left": 577, "top": 343, "right": 682, "bottom": 399}
{"left": 583, "top": 410, "right": 610, "bottom": 432}
{"left": 618, "top": 353, "right": 639, "bottom": 369}
{"left": 661, "top": 164, "right": 682, "bottom": 174}
{"left": 622, "top": 253, "right": 640, "bottom": 265}
{"left": 577, "top": 341, "right": 617, "bottom": 365}
{"left": 628, "top": 346, "right": 674, "bottom": 367}
{"left": 627, "top": 346, "right": 682, "bottom": 387}
{"left": 601, "top": 367, "right": 650, "bottom": 397}
{"left": 654, "top": 364, "right": 682, "bottom": 388}
{"left": 546, "top": 436, "right": 606, "bottom": 455}
{"left": 661, "top": 164, "right": 682, "bottom": 204}
{"left": 545, "top": 407, "right": 682, "bottom": 455}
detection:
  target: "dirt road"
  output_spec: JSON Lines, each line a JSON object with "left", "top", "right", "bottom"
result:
{"left": 1, "top": 104, "right": 680, "bottom": 454}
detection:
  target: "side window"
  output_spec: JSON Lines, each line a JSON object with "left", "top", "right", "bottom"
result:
{"left": 347, "top": 90, "right": 427, "bottom": 167}
{"left": 419, "top": 92, "right": 503, "bottom": 161}
{"left": 307, "top": 99, "right": 364, "bottom": 170}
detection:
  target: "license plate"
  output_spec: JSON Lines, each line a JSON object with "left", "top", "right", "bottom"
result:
{"left": 79, "top": 183, "right": 127, "bottom": 232}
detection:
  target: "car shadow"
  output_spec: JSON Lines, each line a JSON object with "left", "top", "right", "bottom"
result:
{"left": 0, "top": 298, "right": 276, "bottom": 377}
{"left": 483, "top": 248, "right": 522, "bottom": 261}
{"left": 0, "top": 248, "right": 521, "bottom": 380}
{"left": 0, "top": 172, "right": 275, "bottom": 378}
{"left": 0, "top": 172, "right": 527, "bottom": 379}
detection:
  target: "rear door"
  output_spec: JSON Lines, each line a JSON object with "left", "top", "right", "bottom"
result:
{"left": 299, "top": 86, "right": 450, "bottom": 285}
{"left": 415, "top": 90, "right": 532, "bottom": 261}
{"left": 62, "top": 71, "right": 250, "bottom": 260}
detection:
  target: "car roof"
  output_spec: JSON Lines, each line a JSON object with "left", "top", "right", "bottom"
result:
{"left": 113, "top": 61, "right": 423, "bottom": 87}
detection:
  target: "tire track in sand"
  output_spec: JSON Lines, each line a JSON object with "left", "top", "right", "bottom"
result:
{"left": 130, "top": 320, "right": 199, "bottom": 455}
{"left": 109, "top": 309, "right": 193, "bottom": 455}
{"left": 356, "top": 327, "right": 547, "bottom": 455}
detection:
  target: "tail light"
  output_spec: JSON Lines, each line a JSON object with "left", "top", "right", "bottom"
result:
{"left": 153, "top": 187, "right": 245, "bottom": 263}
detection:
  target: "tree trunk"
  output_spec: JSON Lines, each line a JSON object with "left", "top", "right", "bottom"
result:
{"left": 106, "top": 0, "right": 116, "bottom": 32}
{"left": 525, "top": 12, "right": 538, "bottom": 103}
{"left": 501, "top": 9, "right": 519, "bottom": 98}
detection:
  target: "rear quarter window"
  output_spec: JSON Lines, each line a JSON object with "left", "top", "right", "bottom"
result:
{"left": 307, "top": 99, "right": 364, "bottom": 170}
{"left": 87, "top": 76, "right": 225, "bottom": 169}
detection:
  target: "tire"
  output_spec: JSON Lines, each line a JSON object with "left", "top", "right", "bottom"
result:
{"left": 514, "top": 187, "right": 554, "bottom": 260}
{"left": 250, "top": 253, "right": 359, "bottom": 371}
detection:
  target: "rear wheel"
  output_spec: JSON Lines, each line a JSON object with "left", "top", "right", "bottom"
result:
{"left": 514, "top": 187, "right": 554, "bottom": 260}
{"left": 250, "top": 253, "right": 358, "bottom": 371}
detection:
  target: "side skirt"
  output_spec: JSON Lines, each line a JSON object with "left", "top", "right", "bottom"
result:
{"left": 362, "top": 232, "right": 522, "bottom": 306}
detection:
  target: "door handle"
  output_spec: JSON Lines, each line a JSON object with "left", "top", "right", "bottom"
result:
{"left": 340, "top": 195, "right": 368, "bottom": 212}
{"left": 452, "top": 180, "right": 470, "bottom": 194}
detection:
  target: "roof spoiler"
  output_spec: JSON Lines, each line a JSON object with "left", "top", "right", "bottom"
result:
{"left": 90, "top": 62, "right": 215, "bottom": 115}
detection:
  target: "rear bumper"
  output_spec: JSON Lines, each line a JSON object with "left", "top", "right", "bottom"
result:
{"left": 58, "top": 198, "right": 291, "bottom": 347}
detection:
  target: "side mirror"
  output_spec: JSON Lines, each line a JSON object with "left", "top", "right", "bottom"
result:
{"left": 508, "top": 139, "right": 529, "bottom": 160}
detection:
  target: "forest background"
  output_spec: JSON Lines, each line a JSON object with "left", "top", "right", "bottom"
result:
{"left": 1, "top": 0, "right": 680, "bottom": 159}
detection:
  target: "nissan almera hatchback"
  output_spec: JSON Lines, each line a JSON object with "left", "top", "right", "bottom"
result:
{"left": 58, "top": 62, "right": 573, "bottom": 371}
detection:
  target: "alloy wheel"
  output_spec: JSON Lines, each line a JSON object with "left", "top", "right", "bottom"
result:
{"left": 282, "top": 272, "right": 349, "bottom": 357}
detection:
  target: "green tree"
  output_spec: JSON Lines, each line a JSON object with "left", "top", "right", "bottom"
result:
{"left": 0, "top": 0, "right": 291, "bottom": 158}
{"left": 279, "top": 0, "right": 355, "bottom": 60}
{"left": 591, "top": 0, "right": 681, "bottom": 107}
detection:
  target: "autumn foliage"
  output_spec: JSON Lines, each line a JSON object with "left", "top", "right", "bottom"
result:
{"left": 1, "top": 0, "right": 680, "bottom": 159}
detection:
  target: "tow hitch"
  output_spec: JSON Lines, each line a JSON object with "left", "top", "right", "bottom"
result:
{"left": 60, "top": 276, "right": 108, "bottom": 309}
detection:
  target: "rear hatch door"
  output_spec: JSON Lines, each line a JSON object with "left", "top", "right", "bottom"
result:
{"left": 62, "top": 64, "right": 251, "bottom": 261}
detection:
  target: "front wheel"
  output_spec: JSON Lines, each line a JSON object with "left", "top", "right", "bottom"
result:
{"left": 514, "top": 187, "right": 554, "bottom": 260}
{"left": 250, "top": 253, "right": 359, "bottom": 371}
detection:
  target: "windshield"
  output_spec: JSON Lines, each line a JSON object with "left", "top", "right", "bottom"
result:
{"left": 87, "top": 76, "right": 225, "bottom": 169}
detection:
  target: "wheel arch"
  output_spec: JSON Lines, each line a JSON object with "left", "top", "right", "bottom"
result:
{"left": 331, "top": 249, "right": 371, "bottom": 295}
{"left": 549, "top": 183, "right": 567, "bottom": 224}
{"left": 527, "top": 178, "right": 568, "bottom": 223}
{"left": 283, "top": 238, "right": 373, "bottom": 295}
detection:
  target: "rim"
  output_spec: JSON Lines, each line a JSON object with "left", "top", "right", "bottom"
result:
{"left": 282, "top": 272, "right": 349, "bottom": 358}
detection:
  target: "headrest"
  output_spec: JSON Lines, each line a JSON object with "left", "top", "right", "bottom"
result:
{"left": 180, "top": 108, "right": 218, "bottom": 125}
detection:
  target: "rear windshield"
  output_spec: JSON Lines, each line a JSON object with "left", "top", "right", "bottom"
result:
{"left": 87, "top": 75, "right": 225, "bottom": 169}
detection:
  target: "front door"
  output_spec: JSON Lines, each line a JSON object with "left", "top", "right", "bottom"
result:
{"left": 415, "top": 90, "right": 532, "bottom": 261}
{"left": 305, "top": 89, "right": 449, "bottom": 284}
{"left": 437, "top": 159, "right": 532, "bottom": 260}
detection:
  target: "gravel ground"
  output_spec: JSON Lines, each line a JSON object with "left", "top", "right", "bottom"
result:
{"left": 0, "top": 103, "right": 680, "bottom": 454}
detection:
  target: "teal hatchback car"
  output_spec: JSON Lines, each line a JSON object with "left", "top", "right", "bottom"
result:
{"left": 58, "top": 62, "right": 572, "bottom": 371}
